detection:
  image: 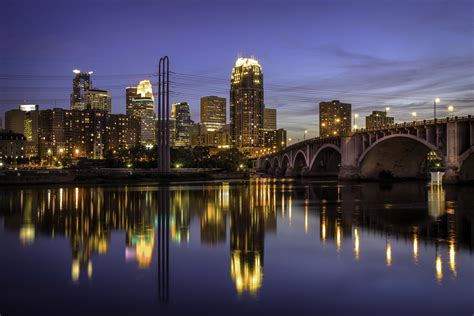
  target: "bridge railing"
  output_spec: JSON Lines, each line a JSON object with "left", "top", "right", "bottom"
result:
{"left": 354, "top": 115, "right": 472, "bottom": 134}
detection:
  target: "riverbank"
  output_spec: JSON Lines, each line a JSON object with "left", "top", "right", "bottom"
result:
{"left": 0, "top": 168, "right": 250, "bottom": 186}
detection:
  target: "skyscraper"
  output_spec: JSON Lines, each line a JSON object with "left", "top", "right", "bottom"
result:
{"left": 84, "top": 89, "right": 112, "bottom": 112}
{"left": 171, "top": 102, "right": 192, "bottom": 147}
{"left": 126, "top": 80, "right": 156, "bottom": 147}
{"left": 319, "top": 100, "right": 351, "bottom": 137}
{"left": 70, "top": 70, "right": 92, "bottom": 110}
{"left": 263, "top": 108, "right": 276, "bottom": 130}
{"left": 230, "top": 57, "right": 264, "bottom": 148}
{"left": 200, "top": 96, "right": 226, "bottom": 132}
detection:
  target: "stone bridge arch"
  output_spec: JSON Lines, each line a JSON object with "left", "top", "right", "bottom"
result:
{"left": 309, "top": 144, "right": 342, "bottom": 176}
{"left": 358, "top": 134, "right": 443, "bottom": 179}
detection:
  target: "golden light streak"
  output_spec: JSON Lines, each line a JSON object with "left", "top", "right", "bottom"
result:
{"left": 436, "top": 255, "right": 443, "bottom": 282}
{"left": 386, "top": 241, "right": 392, "bottom": 267}
{"left": 354, "top": 228, "right": 360, "bottom": 260}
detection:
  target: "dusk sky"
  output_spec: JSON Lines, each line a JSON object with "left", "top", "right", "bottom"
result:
{"left": 1, "top": 0, "right": 473, "bottom": 139}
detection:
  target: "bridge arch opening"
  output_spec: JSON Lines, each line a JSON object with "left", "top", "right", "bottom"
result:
{"left": 310, "top": 146, "right": 341, "bottom": 176}
{"left": 292, "top": 151, "right": 308, "bottom": 176}
{"left": 280, "top": 155, "right": 291, "bottom": 176}
{"left": 263, "top": 159, "right": 272, "bottom": 174}
{"left": 460, "top": 153, "right": 474, "bottom": 182}
{"left": 359, "top": 135, "right": 439, "bottom": 179}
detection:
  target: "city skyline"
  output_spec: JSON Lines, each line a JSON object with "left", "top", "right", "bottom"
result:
{"left": 1, "top": 0, "right": 473, "bottom": 141}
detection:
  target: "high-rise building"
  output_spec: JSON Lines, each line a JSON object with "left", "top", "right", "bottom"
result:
{"left": 230, "top": 57, "right": 264, "bottom": 148}
{"left": 366, "top": 111, "right": 394, "bottom": 129}
{"left": 84, "top": 89, "right": 112, "bottom": 112}
{"left": 70, "top": 70, "right": 92, "bottom": 110}
{"left": 5, "top": 109, "right": 25, "bottom": 134}
{"left": 200, "top": 96, "right": 226, "bottom": 132}
{"left": 171, "top": 102, "right": 192, "bottom": 147}
{"left": 276, "top": 128, "right": 287, "bottom": 150}
{"left": 263, "top": 107, "right": 277, "bottom": 148}
{"left": 106, "top": 114, "right": 140, "bottom": 151}
{"left": 126, "top": 80, "right": 155, "bottom": 147}
{"left": 263, "top": 108, "right": 276, "bottom": 130}
{"left": 319, "top": 100, "right": 351, "bottom": 137}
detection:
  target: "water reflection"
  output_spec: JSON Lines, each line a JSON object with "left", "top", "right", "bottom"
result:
{"left": 0, "top": 179, "right": 472, "bottom": 296}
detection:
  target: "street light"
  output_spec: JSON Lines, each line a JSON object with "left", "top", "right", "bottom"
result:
{"left": 434, "top": 98, "right": 440, "bottom": 121}
{"left": 385, "top": 107, "right": 390, "bottom": 112}
{"left": 354, "top": 113, "right": 359, "bottom": 128}
{"left": 304, "top": 129, "right": 308, "bottom": 140}
{"left": 288, "top": 138, "right": 292, "bottom": 144}
{"left": 412, "top": 112, "right": 417, "bottom": 119}
{"left": 448, "top": 105, "right": 454, "bottom": 118}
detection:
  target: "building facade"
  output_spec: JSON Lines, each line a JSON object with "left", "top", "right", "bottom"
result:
{"left": 0, "top": 132, "right": 26, "bottom": 163}
{"left": 84, "top": 89, "right": 112, "bottom": 112}
{"left": 200, "top": 96, "right": 226, "bottom": 132}
{"left": 276, "top": 128, "right": 287, "bottom": 150}
{"left": 70, "top": 70, "right": 92, "bottom": 110}
{"left": 319, "top": 100, "right": 351, "bottom": 137}
{"left": 171, "top": 102, "right": 192, "bottom": 147}
{"left": 190, "top": 123, "right": 231, "bottom": 148}
{"left": 365, "top": 111, "right": 394, "bottom": 129}
{"left": 126, "top": 80, "right": 155, "bottom": 147}
{"left": 230, "top": 57, "right": 264, "bottom": 148}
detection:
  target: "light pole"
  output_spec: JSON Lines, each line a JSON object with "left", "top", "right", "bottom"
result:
{"left": 448, "top": 105, "right": 454, "bottom": 118}
{"left": 412, "top": 112, "right": 417, "bottom": 120}
{"left": 353, "top": 113, "right": 359, "bottom": 129}
{"left": 304, "top": 129, "right": 308, "bottom": 140}
{"left": 288, "top": 137, "right": 292, "bottom": 145}
{"left": 434, "top": 98, "right": 440, "bottom": 121}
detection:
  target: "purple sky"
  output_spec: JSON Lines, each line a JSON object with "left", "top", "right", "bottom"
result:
{"left": 1, "top": 0, "right": 473, "bottom": 139}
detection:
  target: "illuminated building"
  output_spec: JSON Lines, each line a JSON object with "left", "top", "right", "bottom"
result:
{"left": 171, "top": 102, "right": 193, "bottom": 148}
{"left": 126, "top": 80, "right": 156, "bottom": 146}
{"left": 19, "top": 104, "right": 39, "bottom": 112}
{"left": 5, "top": 107, "right": 40, "bottom": 158}
{"left": 0, "top": 131, "right": 26, "bottom": 163}
{"left": 106, "top": 114, "right": 140, "bottom": 151}
{"left": 189, "top": 123, "right": 231, "bottom": 148}
{"left": 70, "top": 70, "right": 92, "bottom": 110}
{"left": 276, "top": 128, "right": 287, "bottom": 150}
{"left": 319, "top": 100, "right": 351, "bottom": 137}
{"left": 84, "top": 88, "right": 112, "bottom": 112}
{"left": 263, "top": 108, "right": 276, "bottom": 130}
{"left": 230, "top": 57, "right": 264, "bottom": 148}
{"left": 201, "top": 96, "right": 226, "bottom": 132}
{"left": 365, "top": 111, "right": 394, "bottom": 129}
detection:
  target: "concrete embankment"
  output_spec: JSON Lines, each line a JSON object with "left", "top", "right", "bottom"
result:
{"left": 0, "top": 168, "right": 249, "bottom": 186}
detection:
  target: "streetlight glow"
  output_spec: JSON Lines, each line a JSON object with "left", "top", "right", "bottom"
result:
{"left": 412, "top": 112, "right": 417, "bottom": 118}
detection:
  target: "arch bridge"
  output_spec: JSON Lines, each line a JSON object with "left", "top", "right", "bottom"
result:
{"left": 256, "top": 116, "right": 474, "bottom": 183}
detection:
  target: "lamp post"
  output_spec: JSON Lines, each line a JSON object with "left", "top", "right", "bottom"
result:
{"left": 304, "top": 129, "right": 308, "bottom": 140}
{"left": 412, "top": 112, "right": 417, "bottom": 120}
{"left": 353, "top": 113, "right": 359, "bottom": 129}
{"left": 434, "top": 98, "right": 440, "bottom": 121}
{"left": 448, "top": 105, "right": 454, "bottom": 118}
{"left": 288, "top": 137, "right": 292, "bottom": 145}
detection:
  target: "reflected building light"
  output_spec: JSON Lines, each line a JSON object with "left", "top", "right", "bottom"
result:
{"left": 320, "top": 210, "right": 327, "bottom": 243}
{"left": 288, "top": 195, "right": 292, "bottom": 225}
{"left": 19, "top": 224, "right": 35, "bottom": 245}
{"left": 75, "top": 187, "right": 79, "bottom": 210}
{"left": 336, "top": 220, "right": 342, "bottom": 252}
{"left": 449, "top": 242, "right": 456, "bottom": 276}
{"left": 47, "top": 189, "right": 51, "bottom": 209}
{"left": 230, "top": 251, "right": 263, "bottom": 295}
{"left": 428, "top": 184, "right": 446, "bottom": 218}
{"left": 72, "top": 259, "right": 80, "bottom": 282}
{"left": 386, "top": 241, "right": 392, "bottom": 267}
{"left": 354, "top": 227, "right": 360, "bottom": 260}
{"left": 59, "top": 188, "right": 63, "bottom": 211}
{"left": 281, "top": 193, "right": 285, "bottom": 218}
{"left": 304, "top": 200, "right": 308, "bottom": 234}
{"left": 87, "top": 261, "right": 93, "bottom": 279}
{"left": 436, "top": 255, "right": 443, "bottom": 282}
{"left": 413, "top": 230, "right": 419, "bottom": 263}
